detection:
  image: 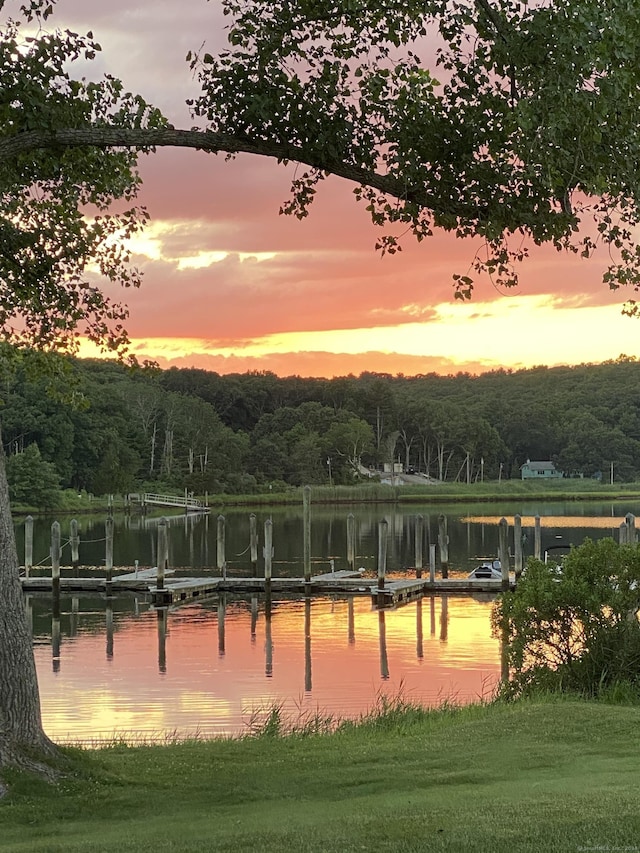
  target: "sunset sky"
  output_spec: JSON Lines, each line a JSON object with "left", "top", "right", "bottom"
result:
{"left": 48, "top": 0, "right": 640, "bottom": 377}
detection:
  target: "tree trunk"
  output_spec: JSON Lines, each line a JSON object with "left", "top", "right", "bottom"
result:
{"left": 0, "top": 432, "right": 60, "bottom": 794}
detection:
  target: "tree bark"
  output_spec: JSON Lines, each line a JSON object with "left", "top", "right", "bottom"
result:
{"left": 0, "top": 429, "right": 59, "bottom": 794}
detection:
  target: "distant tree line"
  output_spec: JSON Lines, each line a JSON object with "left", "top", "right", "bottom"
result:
{"left": 2, "top": 350, "right": 640, "bottom": 502}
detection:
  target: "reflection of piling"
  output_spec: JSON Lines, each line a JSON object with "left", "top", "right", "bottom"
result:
{"left": 70, "top": 518, "right": 80, "bottom": 576}
{"left": 498, "top": 518, "right": 510, "bottom": 591}
{"left": 378, "top": 609, "right": 389, "bottom": 679}
{"left": 514, "top": 514, "right": 523, "bottom": 579}
{"left": 440, "top": 597, "right": 449, "bottom": 642}
{"left": 24, "top": 515, "right": 33, "bottom": 578}
{"left": 218, "top": 595, "right": 226, "bottom": 657}
{"left": 50, "top": 521, "right": 61, "bottom": 609}
{"left": 70, "top": 596, "right": 79, "bottom": 637}
{"left": 348, "top": 597, "right": 355, "bottom": 645}
{"left": 438, "top": 515, "right": 449, "bottom": 578}
{"left": 217, "top": 514, "right": 226, "bottom": 580}
{"left": 346, "top": 513, "right": 356, "bottom": 572}
{"left": 304, "top": 595, "right": 312, "bottom": 692}
{"left": 265, "top": 595, "right": 273, "bottom": 677}
{"left": 303, "top": 486, "right": 311, "bottom": 584}
{"left": 250, "top": 595, "right": 258, "bottom": 642}
{"left": 52, "top": 613, "right": 61, "bottom": 673}
{"left": 415, "top": 515, "right": 423, "bottom": 579}
{"left": 106, "top": 602, "right": 114, "bottom": 660}
{"left": 416, "top": 599, "right": 423, "bottom": 660}
{"left": 249, "top": 514, "right": 258, "bottom": 576}
{"left": 534, "top": 515, "right": 542, "bottom": 560}
{"left": 430, "top": 596, "right": 436, "bottom": 636}
{"left": 157, "top": 608, "right": 167, "bottom": 674}
{"left": 500, "top": 611, "right": 510, "bottom": 686}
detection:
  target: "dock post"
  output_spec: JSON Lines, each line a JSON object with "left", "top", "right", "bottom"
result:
{"left": 619, "top": 522, "right": 628, "bottom": 545}
{"left": 377, "top": 519, "right": 388, "bottom": 591}
{"left": 264, "top": 519, "right": 274, "bottom": 583}
{"left": 429, "top": 543, "right": 436, "bottom": 583}
{"left": 217, "top": 514, "right": 226, "bottom": 580}
{"left": 514, "top": 514, "right": 523, "bottom": 579}
{"left": 24, "top": 515, "right": 33, "bottom": 578}
{"left": 498, "top": 517, "right": 510, "bottom": 591}
{"left": 105, "top": 516, "right": 114, "bottom": 592}
{"left": 50, "top": 521, "right": 61, "bottom": 612}
{"left": 303, "top": 486, "right": 312, "bottom": 584}
{"left": 626, "top": 513, "right": 636, "bottom": 544}
{"left": 347, "top": 513, "right": 356, "bottom": 572}
{"left": 438, "top": 514, "right": 449, "bottom": 578}
{"left": 249, "top": 513, "right": 258, "bottom": 576}
{"left": 415, "top": 515, "right": 423, "bottom": 579}
{"left": 157, "top": 517, "right": 168, "bottom": 591}
{"left": 534, "top": 515, "right": 542, "bottom": 560}
{"left": 70, "top": 518, "right": 80, "bottom": 576}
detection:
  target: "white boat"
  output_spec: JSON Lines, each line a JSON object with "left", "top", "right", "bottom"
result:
{"left": 468, "top": 559, "right": 502, "bottom": 580}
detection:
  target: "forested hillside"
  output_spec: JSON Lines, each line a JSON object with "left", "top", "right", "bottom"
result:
{"left": 3, "top": 352, "right": 640, "bottom": 500}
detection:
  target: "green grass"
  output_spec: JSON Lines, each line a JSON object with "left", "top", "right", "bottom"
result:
{"left": 2, "top": 697, "right": 640, "bottom": 852}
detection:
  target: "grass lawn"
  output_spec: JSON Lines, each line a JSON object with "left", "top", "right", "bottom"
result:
{"left": 2, "top": 698, "right": 640, "bottom": 852}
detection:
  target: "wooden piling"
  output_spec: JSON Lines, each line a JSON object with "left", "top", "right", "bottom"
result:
{"left": 498, "top": 517, "right": 510, "bottom": 591}
{"left": 438, "top": 514, "right": 449, "bottom": 578}
{"left": 217, "top": 514, "right": 226, "bottom": 579}
{"left": 514, "top": 514, "right": 523, "bottom": 579}
{"left": 377, "top": 519, "right": 388, "bottom": 591}
{"left": 70, "top": 518, "right": 80, "bottom": 575}
{"left": 157, "top": 517, "right": 168, "bottom": 591}
{"left": 24, "top": 515, "right": 33, "bottom": 578}
{"left": 347, "top": 513, "right": 356, "bottom": 572}
{"left": 303, "top": 486, "right": 311, "bottom": 584}
{"left": 626, "top": 513, "right": 636, "bottom": 544}
{"left": 264, "top": 519, "right": 273, "bottom": 582}
{"left": 249, "top": 513, "right": 258, "bottom": 576}
{"left": 619, "top": 522, "right": 628, "bottom": 545}
{"left": 429, "top": 543, "right": 436, "bottom": 583}
{"left": 415, "top": 515, "right": 423, "bottom": 579}
{"left": 534, "top": 515, "right": 542, "bottom": 560}
{"left": 50, "top": 521, "right": 61, "bottom": 606}
{"left": 105, "top": 516, "right": 114, "bottom": 591}
{"left": 440, "top": 597, "right": 449, "bottom": 642}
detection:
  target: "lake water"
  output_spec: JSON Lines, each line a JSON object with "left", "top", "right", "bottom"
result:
{"left": 19, "top": 498, "right": 640, "bottom": 743}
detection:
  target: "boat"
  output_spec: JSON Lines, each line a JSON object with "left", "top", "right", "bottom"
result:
{"left": 468, "top": 559, "right": 502, "bottom": 580}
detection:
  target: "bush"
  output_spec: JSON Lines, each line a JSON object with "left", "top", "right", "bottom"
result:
{"left": 493, "top": 537, "right": 640, "bottom": 700}
{"left": 6, "top": 443, "right": 62, "bottom": 510}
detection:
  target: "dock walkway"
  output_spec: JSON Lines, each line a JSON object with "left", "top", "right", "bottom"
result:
{"left": 20, "top": 568, "right": 511, "bottom": 608}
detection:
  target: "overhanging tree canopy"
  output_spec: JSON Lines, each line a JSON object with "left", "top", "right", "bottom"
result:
{"left": 2, "top": 0, "right": 640, "bottom": 788}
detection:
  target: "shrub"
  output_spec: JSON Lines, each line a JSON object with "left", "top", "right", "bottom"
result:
{"left": 493, "top": 537, "right": 640, "bottom": 700}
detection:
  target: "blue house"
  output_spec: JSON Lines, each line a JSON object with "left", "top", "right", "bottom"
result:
{"left": 520, "top": 460, "right": 563, "bottom": 480}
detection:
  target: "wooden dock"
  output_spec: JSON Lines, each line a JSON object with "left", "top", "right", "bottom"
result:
{"left": 20, "top": 568, "right": 510, "bottom": 608}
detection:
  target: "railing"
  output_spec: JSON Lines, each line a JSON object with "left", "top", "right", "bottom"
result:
{"left": 128, "top": 493, "right": 208, "bottom": 511}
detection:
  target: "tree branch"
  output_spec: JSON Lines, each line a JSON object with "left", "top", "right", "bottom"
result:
{"left": 0, "top": 125, "right": 442, "bottom": 213}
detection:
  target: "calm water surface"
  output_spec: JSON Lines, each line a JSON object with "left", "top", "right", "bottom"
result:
{"left": 21, "top": 498, "right": 640, "bottom": 742}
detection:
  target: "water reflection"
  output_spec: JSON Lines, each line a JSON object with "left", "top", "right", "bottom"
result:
{"left": 32, "top": 591, "right": 501, "bottom": 743}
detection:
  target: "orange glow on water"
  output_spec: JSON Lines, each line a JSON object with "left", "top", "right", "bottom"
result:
{"left": 33, "top": 594, "right": 501, "bottom": 743}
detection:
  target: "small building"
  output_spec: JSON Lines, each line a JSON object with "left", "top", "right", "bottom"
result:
{"left": 520, "top": 460, "right": 563, "bottom": 480}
